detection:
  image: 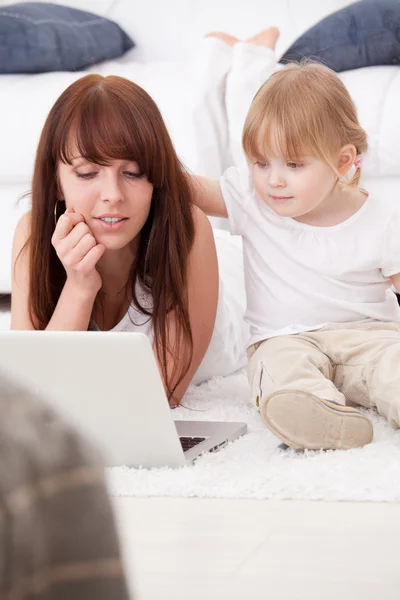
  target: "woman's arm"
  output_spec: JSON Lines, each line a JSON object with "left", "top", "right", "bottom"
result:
{"left": 157, "top": 206, "right": 219, "bottom": 406}
{"left": 11, "top": 212, "right": 40, "bottom": 330}
{"left": 390, "top": 273, "right": 400, "bottom": 292}
{"left": 11, "top": 212, "right": 98, "bottom": 331}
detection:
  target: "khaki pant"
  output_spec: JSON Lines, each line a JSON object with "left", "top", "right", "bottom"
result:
{"left": 248, "top": 321, "right": 400, "bottom": 428}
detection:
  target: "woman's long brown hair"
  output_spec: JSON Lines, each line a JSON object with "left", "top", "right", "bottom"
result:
{"left": 26, "top": 74, "right": 195, "bottom": 399}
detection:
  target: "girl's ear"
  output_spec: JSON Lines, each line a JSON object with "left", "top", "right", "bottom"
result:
{"left": 337, "top": 144, "right": 357, "bottom": 177}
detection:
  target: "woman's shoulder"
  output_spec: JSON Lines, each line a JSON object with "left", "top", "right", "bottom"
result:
{"left": 188, "top": 205, "right": 217, "bottom": 265}
{"left": 191, "top": 204, "right": 213, "bottom": 238}
{"left": 12, "top": 211, "right": 32, "bottom": 260}
{"left": 13, "top": 211, "right": 32, "bottom": 246}
{"left": 191, "top": 203, "right": 209, "bottom": 222}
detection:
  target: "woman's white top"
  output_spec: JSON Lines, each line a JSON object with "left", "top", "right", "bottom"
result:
{"left": 90, "top": 230, "right": 249, "bottom": 383}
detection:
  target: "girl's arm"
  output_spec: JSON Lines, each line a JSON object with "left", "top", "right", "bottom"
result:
{"left": 11, "top": 212, "right": 99, "bottom": 331}
{"left": 189, "top": 175, "right": 228, "bottom": 218}
{"left": 157, "top": 206, "right": 219, "bottom": 406}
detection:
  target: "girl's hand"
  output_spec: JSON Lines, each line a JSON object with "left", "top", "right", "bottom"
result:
{"left": 51, "top": 208, "right": 105, "bottom": 296}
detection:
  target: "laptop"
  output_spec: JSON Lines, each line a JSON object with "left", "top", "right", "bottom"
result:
{"left": 0, "top": 331, "right": 246, "bottom": 468}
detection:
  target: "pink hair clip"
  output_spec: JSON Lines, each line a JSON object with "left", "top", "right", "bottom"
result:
{"left": 354, "top": 153, "right": 365, "bottom": 170}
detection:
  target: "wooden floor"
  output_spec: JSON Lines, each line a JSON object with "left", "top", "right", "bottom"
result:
{"left": 113, "top": 497, "right": 400, "bottom": 600}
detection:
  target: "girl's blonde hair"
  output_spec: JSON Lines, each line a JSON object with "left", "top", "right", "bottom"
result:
{"left": 243, "top": 61, "right": 368, "bottom": 187}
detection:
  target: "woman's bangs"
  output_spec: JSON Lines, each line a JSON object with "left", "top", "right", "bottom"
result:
{"left": 56, "top": 94, "right": 152, "bottom": 176}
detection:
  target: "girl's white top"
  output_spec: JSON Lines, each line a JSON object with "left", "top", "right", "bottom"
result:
{"left": 221, "top": 166, "right": 400, "bottom": 346}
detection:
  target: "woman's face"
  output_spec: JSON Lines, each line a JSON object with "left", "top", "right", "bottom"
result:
{"left": 57, "top": 153, "right": 153, "bottom": 251}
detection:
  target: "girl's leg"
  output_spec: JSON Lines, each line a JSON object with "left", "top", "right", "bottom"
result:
{"left": 189, "top": 36, "right": 234, "bottom": 178}
{"left": 248, "top": 333, "right": 373, "bottom": 450}
{"left": 226, "top": 28, "right": 279, "bottom": 170}
{"left": 329, "top": 322, "right": 400, "bottom": 429}
{"left": 366, "top": 339, "right": 400, "bottom": 428}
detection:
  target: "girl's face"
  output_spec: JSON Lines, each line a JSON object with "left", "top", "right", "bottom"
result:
{"left": 57, "top": 154, "right": 153, "bottom": 250}
{"left": 251, "top": 154, "right": 338, "bottom": 221}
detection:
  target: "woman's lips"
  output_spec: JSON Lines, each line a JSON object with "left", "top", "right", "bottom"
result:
{"left": 94, "top": 217, "right": 128, "bottom": 231}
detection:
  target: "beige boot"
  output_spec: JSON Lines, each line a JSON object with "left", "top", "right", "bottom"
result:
{"left": 262, "top": 390, "right": 374, "bottom": 450}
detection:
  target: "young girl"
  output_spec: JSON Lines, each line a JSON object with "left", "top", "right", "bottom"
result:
{"left": 11, "top": 74, "right": 248, "bottom": 407}
{"left": 192, "top": 59, "right": 400, "bottom": 451}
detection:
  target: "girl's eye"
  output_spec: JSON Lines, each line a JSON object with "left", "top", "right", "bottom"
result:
{"left": 76, "top": 172, "right": 97, "bottom": 179}
{"left": 287, "top": 162, "right": 303, "bottom": 169}
{"left": 255, "top": 161, "right": 268, "bottom": 169}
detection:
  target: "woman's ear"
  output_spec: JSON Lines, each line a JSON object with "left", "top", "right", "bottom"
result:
{"left": 337, "top": 144, "right": 357, "bottom": 177}
{"left": 55, "top": 171, "right": 64, "bottom": 201}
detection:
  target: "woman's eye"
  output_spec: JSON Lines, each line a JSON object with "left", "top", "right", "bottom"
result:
{"left": 287, "top": 162, "right": 302, "bottom": 169}
{"left": 76, "top": 172, "right": 97, "bottom": 179}
{"left": 255, "top": 161, "right": 268, "bottom": 169}
{"left": 124, "top": 171, "right": 144, "bottom": 179}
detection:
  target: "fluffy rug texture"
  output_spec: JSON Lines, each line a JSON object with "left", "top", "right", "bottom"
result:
{"left": 2, "top": 310, "right": 399, "bottom": 501}
{"left": 108, "top": 369, "right": 400, "bottom": 502}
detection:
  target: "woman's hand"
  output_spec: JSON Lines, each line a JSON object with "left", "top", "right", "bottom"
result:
{"left": 51, "top": 208, "right": 105, "bottom": 296}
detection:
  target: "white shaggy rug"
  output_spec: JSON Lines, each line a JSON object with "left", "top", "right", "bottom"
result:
{"left": 108, "top": 368, "right": 400, "bottom": 502}
{"left": 1, "top": 309, "right": 399, "bottom": 502}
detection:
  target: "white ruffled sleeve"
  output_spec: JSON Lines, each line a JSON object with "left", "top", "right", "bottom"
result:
{"left": 219, "top": 165, "right": 252, "bottom": 236}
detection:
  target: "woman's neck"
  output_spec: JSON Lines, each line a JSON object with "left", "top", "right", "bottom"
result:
{"left": 96, "top": 239, "right": 138, "bottom": 295}
{"left": 92, "top": 242, "right": 137, "bottom": 331}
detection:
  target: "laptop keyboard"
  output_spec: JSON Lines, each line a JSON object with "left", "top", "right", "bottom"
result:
{"left": 179, "top": 436, "right": 206, "bottom": 452}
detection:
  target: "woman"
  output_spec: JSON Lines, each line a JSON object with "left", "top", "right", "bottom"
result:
{"left": 11, "top": 74, "right": 247, "bottom": 406}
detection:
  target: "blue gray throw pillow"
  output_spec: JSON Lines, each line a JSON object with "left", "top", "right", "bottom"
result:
{"left": 0, "top": 2, "right": 135, "bottom": 74}
{"left": 280, "top": 0, "right": 400, "bottom": 72}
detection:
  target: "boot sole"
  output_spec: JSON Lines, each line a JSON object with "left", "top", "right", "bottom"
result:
{"left": 263, "top": 390, "right": 374, "bottom": 450}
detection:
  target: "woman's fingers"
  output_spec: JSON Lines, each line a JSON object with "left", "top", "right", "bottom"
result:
{"left": 49, "top": 208, "right": 103, "bottom": 293}
{"left": 52, "top": 210, "right": 84, "bottom": 244}
{"left": 51, "top": 210, "right": 102, "bottom": 273}
{"left": 58, "top": 222, "right": 92, "bottom": 252}
{"left": 76, "top": 243, "right": 105, "bottom": 273}
{"left": 63, "top": 233, "right": 97, "bottom": 266}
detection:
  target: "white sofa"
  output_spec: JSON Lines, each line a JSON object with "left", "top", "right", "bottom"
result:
{"left": 1, "top": 0, "right": 400, "bottom": 292}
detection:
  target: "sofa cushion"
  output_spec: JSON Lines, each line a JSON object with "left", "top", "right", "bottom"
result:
{"left": 0, "top": 2, "right": 134, "bottom": 74}
{"left": 280, "top": 0, "right": 400, "bottom": 72}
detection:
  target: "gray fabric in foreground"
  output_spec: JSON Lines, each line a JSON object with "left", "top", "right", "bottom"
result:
{"left": 0, "top": 371, "right": 132, "bottom": 599}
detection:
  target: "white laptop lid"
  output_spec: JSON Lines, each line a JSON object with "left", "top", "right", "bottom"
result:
{"left": 0, "top": 331, "right": 187, "bottom": 467}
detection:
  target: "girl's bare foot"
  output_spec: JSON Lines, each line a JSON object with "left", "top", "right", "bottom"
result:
{"left": 205, "top": 32, "right": 239, "bottom": 47}
{"left": 246, "top": 26, "right": 280, "bottom": 50}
